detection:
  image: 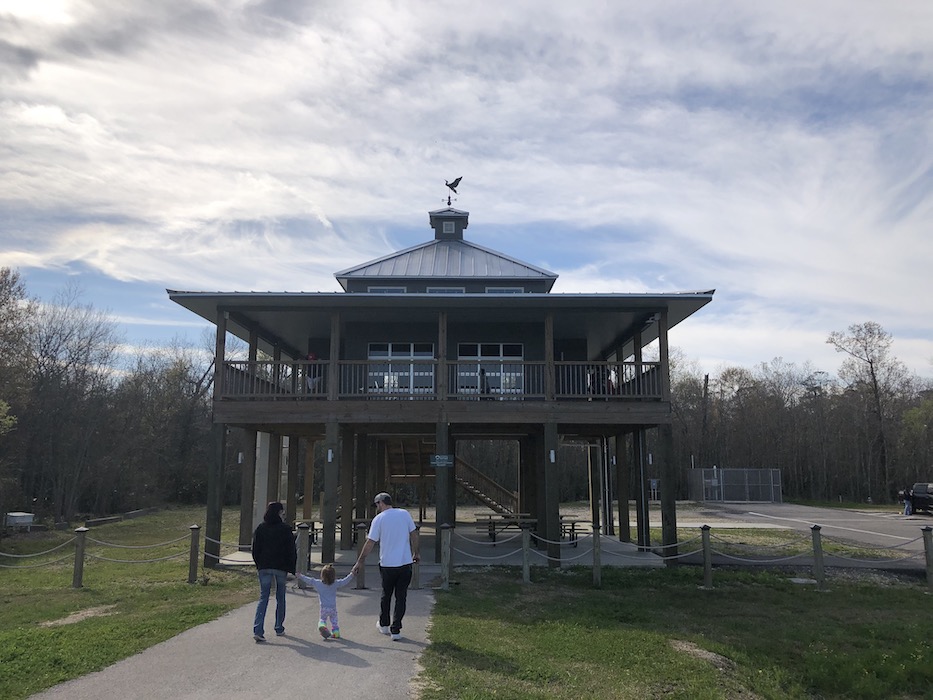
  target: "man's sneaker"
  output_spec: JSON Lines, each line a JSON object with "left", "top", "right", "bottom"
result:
{"left": 254, "top": 633, "right": 266, "bottom": 643}
{"left": 319, "top": 625, "right": 331, "bottom": 639}
{"left": 331, "top": 629, "right": 341, "bottom": 639}
{"left": 275, "top": 629, "right": 285, "bottom": 637}
{"left": 391, "top": 633, "right": 402, "bottom": 641}
{"left": 377, "top": 622, "right": 390, "bottom": 635}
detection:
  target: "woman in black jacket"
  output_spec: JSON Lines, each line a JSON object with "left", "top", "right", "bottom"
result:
{"left": 251, "top": 501, "right": 297, "bottom": 642}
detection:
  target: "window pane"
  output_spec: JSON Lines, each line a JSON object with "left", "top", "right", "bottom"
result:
{"left": 503, "top": 344, "right": 523, "bottom": 357}
{"left": 480, "top": 344, "right": 499, "bottom": 357}
{"left": 413, "top": 343, "right": 434, "bottom": 357}
{"left": 368, "top": 343, "right": 389, "bottom": 358}
{"left": 458, "top": 343, "right": 478, "bottom": 358}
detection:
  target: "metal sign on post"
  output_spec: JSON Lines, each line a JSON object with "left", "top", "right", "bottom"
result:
{"left": 430, "top": 454, "right": 454, "bottom": 467}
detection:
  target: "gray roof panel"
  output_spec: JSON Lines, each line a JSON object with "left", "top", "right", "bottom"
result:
{"left": 334, "top": 239, "right": 558, "bottom": 282}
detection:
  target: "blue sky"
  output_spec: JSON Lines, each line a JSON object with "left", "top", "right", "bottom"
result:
{"left": 2, "top": 1, "right": 932, "bottom": 380}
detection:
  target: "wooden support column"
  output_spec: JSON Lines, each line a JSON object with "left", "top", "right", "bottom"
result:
{"left": 544, "top": 313, "right": 555, "bottom": 400}
{"left": 434, "top": 417, "right": 451, "bottom": 564}
{"left": 519, "top": 435, "right": 536, "bottom": 516}
{"left": 266, "top": 434, "right": 281, "bottom": 503}
{"left": 615, "top": 433, "right": 631, "bottom": 542}
{"left": 437, "top": 311, "right": 447, "bottom": 400}
{"left": 286, "top": 435, "right": 299, "bottom": 525}
{"left": 302, "top": 439, "right": 316, "bottom": 520}
{"left": 633, "top": 429, "right": 650, "bottom": 549}
{"left": 354, "top": 435, "right": 370, "bottom": 522}
{"left": 656, "top": 308, "right": 678, "bottom": 552}
{"left": 339, "top": 429, "right": 355, "bottom": 550}
{"left": 328, "top": 313, "right": 340, "bottom": 401}
{"left": 212, "top": 308, "right": 227, "bottom": 401}
{"left": 658, "top": 309, "right": 671, "bottom": 402}
{"left": 321, "top": 420, "right": 340, "bottom": 563}
{"left": 238, "top": 429, "right": 258, "bottom": 548}
{"left": 205, "top": 423, "right": 226, "bottom": 568}
{"left": 254, "top": 432, "right": 271, "bottom": 528}
{"left": 659, "top": 424, "right": 678, "bottom": 555}
{"left": 543, "top": 422, "right": 561, "bottom": 567}
{"left": 588, "top": 440, "right": 602, "bottom": 534}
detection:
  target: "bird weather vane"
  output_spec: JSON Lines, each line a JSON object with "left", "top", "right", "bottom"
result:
{"left": 444, "top": 176, "right": 462, "bottom": 206}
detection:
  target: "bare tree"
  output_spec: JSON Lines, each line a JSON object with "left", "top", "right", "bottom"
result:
{"left": 827, "top": 322, "right": 909, "bottom": 500}
{"left": 19, "top": 283, "right": 120, "bottom": 521}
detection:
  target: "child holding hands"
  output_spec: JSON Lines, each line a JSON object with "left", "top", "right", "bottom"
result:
{"left": 295, "top": 564, "right": 354, "bottom": 639}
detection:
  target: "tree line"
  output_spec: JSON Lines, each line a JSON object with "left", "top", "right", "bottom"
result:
{"left": 0, "top": 268, "right": 232, "bottom": 525}
{"left": 1, "top": 265, "right": 931, "bottom": 525}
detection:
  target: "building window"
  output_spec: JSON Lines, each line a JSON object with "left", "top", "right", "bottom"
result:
{"left": 456, "top": 343, "right": 524, "bottom": 397}
{"left": 443, "top": 221, "right": 455, "bottom": 234}
{"left": 368, "top": 286, "right": 406, "bottom": 293}
{"left": 426, "top": 287, "right": 465, "bottom": 293}
{"left": 486, "top": 287, "right": 524, "bottom": 293}
{"left": 367, "top": 342, "right": 434, "bottom": 395}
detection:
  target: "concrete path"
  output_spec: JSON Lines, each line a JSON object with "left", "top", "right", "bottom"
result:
{"left": 29, "top": 579, "right": 435, "bottom": 700}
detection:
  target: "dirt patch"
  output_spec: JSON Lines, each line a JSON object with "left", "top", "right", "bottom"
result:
{"left": 40, "top": 605, "right": 117, "bottom": 627}
{"left": 670, "top": 639, "right": 736, "bottom": 673}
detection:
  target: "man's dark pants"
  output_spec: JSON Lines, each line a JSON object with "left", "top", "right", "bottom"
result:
{"left": 379, "top": 564, "right": 413, "bottom": 633}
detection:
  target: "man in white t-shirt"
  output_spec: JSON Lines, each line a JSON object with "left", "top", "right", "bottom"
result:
{"left": 351, "top": 492, "right": 420, "bottom": 641}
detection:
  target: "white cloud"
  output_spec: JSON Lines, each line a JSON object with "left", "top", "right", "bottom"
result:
{"left": 1, "top": 0, "right": 931, "bottom": 377}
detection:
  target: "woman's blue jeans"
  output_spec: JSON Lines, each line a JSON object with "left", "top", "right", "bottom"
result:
{"left": 253, "top": 569, "right": 287, "bottom": 636}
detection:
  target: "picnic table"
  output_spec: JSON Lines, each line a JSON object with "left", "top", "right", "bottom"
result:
{"left": 474, "top": 512, "right": 537, "bottom": 542}
{"left": 559, "top": 515, "right": 583, "bottom": 547}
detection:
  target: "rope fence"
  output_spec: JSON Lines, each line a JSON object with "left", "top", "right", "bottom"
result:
{"left": 435, "top": 522, "right": 933, "bottom": 593}
{"left": 3, "top": 521, "right": 932, "bottom": 592}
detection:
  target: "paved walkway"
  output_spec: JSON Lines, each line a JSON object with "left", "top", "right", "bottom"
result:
{"left": 29, "top": 569, "right": 437, "bottom": 700}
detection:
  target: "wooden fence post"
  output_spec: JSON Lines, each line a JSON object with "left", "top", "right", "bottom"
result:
{"left": 72, "top": 527, "right": 88, "bottom": 589}
{"left": 188, "top": 525, "right": 200, "bottom": 584}
{"left": 701, "top": 525, "right": 713, "bottom": 589}
{"left": 441, "top": 524, "right": 453, "bottom": 591}
{"left": 811, "top": 524, "right": 825, "bottom": 590}
{"left": 522, "top": 528, "right": 531, "bottom": 584}
{"left": 592, "top": 524, "right": 602, "bottom": 588}
{"left": 297, "top": 523, "right": 309, "bottom": 575}
{"left": 922, "top": 526, "right": 932, "bottom": 593}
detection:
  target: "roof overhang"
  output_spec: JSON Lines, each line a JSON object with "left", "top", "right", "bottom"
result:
{"left": 167, "top": 290, "right": 714, "bottom": 360}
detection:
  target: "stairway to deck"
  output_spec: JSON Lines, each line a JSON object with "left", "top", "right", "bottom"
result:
{"left": 384, "top": 438, "right": 518, "bottom": 514}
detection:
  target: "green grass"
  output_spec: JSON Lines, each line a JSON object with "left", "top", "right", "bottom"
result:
{"left": 3, "top": 505, "right": 931, "bottom": 699}
{"left": 0, "top": 506, "right": 256, "bottom": 700}
{"left": 419, "top": 566, "right": 933, "bottom": 700}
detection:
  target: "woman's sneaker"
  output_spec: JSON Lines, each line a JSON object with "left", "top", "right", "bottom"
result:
{"left": 319, "top": 625, "right": 331, "bottom": 639}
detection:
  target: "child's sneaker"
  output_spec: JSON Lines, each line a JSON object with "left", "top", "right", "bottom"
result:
{"left": 331, "top": 629, "right": 341, "bottom": 639}
{"left": 319, "top": 625, "right": 331, "bottom": 639}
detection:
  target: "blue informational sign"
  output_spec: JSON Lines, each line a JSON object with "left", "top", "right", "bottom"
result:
{"left": 430, "top": 454, "right": 454, "bottom": 467}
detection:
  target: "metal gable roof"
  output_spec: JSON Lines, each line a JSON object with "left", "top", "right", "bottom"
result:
{"left": 334, "top": 238, "right": 558, "bottom": 284}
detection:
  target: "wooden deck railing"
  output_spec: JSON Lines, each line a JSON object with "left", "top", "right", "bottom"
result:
{"left": 220, "top": 359, "right": 662, "bottom": 401}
